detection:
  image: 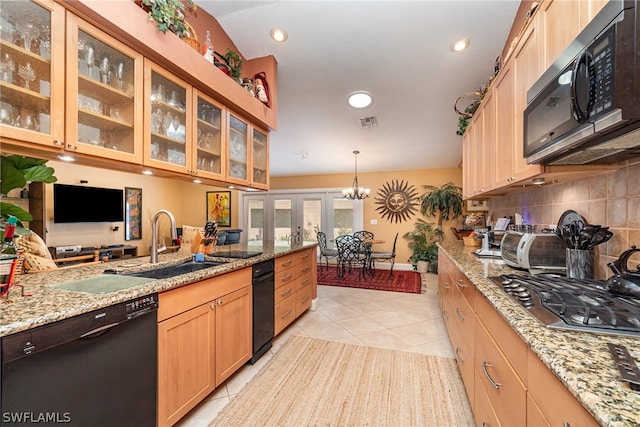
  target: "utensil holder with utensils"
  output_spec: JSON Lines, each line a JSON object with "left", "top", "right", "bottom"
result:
{"left": 566, "top": 248, "right": 595, "bottom": 279}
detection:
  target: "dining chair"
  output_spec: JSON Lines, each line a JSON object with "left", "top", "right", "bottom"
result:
{"left": 353, "top": 230, "right": 375, "bottom": 272}
{"left": 369, "top": 233, "right": 398, "bottom": 278}
{"left": 335, "top": 235, "right": 367, "bottom": 280}
{"left": 317, "top": 231, "right": 338, "bottom": 271}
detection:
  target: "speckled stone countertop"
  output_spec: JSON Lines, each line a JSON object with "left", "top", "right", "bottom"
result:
{"left": 438, "top": 241, "right": 640, "bottom": 427}
{"left": 0, "top": 242, "right": 317, "bottom": 337}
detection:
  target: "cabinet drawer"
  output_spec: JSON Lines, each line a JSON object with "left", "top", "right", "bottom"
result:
{"left": 474, "top": 321, "right": 526, "bottom": 427}
{"left": 275, "top": 281, "right": 297, "bottom": 304}
{"left": 473, "top": 368, "right": 500, "bottom": 427}
{"left": 296, "top": 271, "right": 313, "bottom": 292}
{"left": 451, "top": 288, "right": 475, "bottom": 347}
{"left": 527, "top": 349, "right": 599, "bottom": 427}
{"left": 275, "top": 295, "right": 296, "bottom": 335}
{"left": 275, "top": 268, "right": 298, "bottom": 289}
{"left": 295, "top": 284, "right": 312, "bottom": 316}
{"left": 476, "top": 293, "right": 528, "bottom": 381}
{"left": 447, "top": 317, "right": 474, "bottom": 409}
{"left": 451, "top": 269, "right": 476, "bottom": 307}
{"left": 158, "top": 268, "right": 251, "bottom": 321}
{"left": 527, "top": 393, "right": 551, "bottom": 427}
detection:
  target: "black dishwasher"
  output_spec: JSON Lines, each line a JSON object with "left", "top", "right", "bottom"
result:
{"left": 1, "top": 295, "right": 158, "bottom": 427}
{"left": 250, "top": 259, "right": 274, "bottom": 364}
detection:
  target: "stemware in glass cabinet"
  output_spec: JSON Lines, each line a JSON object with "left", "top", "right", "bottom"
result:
{"left": 0, "top": 0, "right": 58, "bottom": 137}
{"left": 149, "top": 70, "right": 187, "bottom": 167}
{"left": 195, "top": 93, "right": 223, "bottom": 177}
{"left": 228, "top": 114, "right": 248, "bottom": 182}
{"left": 252, "top": 127, "right": 268, "bottom": 187}
{"left": 67, "top": 16, "right": 142, "bottom": 162}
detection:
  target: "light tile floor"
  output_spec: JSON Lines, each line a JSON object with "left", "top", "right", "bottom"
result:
{"left": 176, "top": 273, "right": 454, "bottom": 427}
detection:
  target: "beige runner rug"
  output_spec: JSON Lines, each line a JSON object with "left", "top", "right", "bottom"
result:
{"left": 210, "top": 336, "right": 474, "bottom": 427}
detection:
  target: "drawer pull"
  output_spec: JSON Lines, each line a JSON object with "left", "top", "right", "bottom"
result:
{"left": 455, "top": 279, "right": 466, "bottom": 288}
{"left": 300, "top": 278, "right": 310, "bottom": 285}
{"left": 300, "top": 296, "right": 309, "bottom": 303}
{"left": 455, "top": 347, "right": 464, "bottom": 362}
{"left": 281, "top": 260, "right": 293, "bottom": 267}
{"left": 442, "top": 281, "right": 451, "bottom": 289}
{"left": 280, "top": 288, "right": 293, "bottom": 297}
{"left": 301, "top": 253, "right": 310, "bottom": 259}
{"left": 281, "top": 309, "right": 292, "bottom": 319}
{"left": 563, "top": 423, "right": 570, "bottom": 427}
{"left": 442, "top": 310, "right": 449, "bottom": 320}
{"left": 455, "top": 308, "right": 464, "bottom": 320}
{"left": 281, "top": 274, "right": 293, "bottom": 282}
{"left": 300, "top": 265, "right": 310, "bottom": 272}
{"left": 482, "top": 361, "right": 501, "bottom": 389}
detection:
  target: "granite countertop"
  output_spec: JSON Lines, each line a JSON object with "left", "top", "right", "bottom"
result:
{"left": 0, "top": 242, "right": 317, "bottom": 337}
{"left": 438, "top": 241, "right": 640, "bottom": 427}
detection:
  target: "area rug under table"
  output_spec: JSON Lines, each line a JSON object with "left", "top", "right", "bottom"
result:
{"left": 317, "top": 266, "right": 421, "bottom": 294}
{"left": 209, "top": 336, "right": 474, "bottom": 427}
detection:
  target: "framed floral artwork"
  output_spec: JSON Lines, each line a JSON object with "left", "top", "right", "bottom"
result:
{"left": 207, "top": 191, "right": 231, "bottom": 227}
{"left": 125, "top": 187, "right": 142, "bottom": 240}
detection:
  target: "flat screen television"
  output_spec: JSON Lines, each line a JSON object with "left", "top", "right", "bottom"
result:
{"left": 53, "top": 184, "right": 124, "bottom": 223}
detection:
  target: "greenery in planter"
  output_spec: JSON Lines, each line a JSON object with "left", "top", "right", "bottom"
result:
{"left": 420, "top": 181, "right": 463, "bottom": 240}
{"left": 224, "top": 49, "right": 243, "bottom": 81}
{"left": 140, "top": 0, "right": 197, "bottom": 37}
{"left": 402, "top": 218, "right": 442, "bottom": 269}
{"left": 0, "top": 155, "right": 57, "bottom": 239}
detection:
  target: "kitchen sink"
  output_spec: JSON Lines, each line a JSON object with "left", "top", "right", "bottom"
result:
{"left": 117, "top": 261, "right": 227, "bottom": 280}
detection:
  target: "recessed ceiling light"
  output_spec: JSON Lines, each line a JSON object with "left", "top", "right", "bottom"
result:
{"left": 192, "top": 179, "right": 202, "bottom": 184}
{"left": 142, "top": 170, "right": 154, "bottom": 175}
{"left": 450, "top": 38, "right": 470, "bottom": 52}
{"left": 270, "top": 28, "right": 288, "bottom": 42}
{"left": 348, "top": 91, "right": 373, "bottom": 108}
{"left": 57, "top": 154, "right": 75, "bottom": 162}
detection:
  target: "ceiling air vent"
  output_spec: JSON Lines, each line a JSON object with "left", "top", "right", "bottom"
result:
{"left": 360, "top": 116, "right": 378, "bottom": 128}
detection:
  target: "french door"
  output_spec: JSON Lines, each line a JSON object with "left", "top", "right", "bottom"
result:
{"left": 240, "top": 191, "right": 363, "bottom": 249}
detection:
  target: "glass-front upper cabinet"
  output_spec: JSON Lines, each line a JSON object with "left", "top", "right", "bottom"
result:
{"left": 226, "top": 112, "right": 249, "bottom": 185}
{"left": 0, "top": 0, "right": 64, "bottom": 147}
{"left": 144, "top": 59, "right": 192, "bottom": 173}
{"left": 65, "top": 14, "right": 143, "bottom": 163}
{"left": 251, "top": 126, "right": 269, "bottom": 189}
{"left": 193, "top": 90, "right": 225, "bottom": 180}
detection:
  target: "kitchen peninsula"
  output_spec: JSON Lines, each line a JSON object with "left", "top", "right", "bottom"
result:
{"left": 438, "top": 241, "right": 640, "bottom": 427}
{"left": 0, "top": 242, "right": 316, "bottom": 337}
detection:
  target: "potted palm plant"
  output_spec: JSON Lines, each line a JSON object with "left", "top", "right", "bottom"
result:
{"left": 420, "top": 181, "right": 463, "bottom": 240}
{"left": 402, "top": 219, "right": 442, "bottom": 273}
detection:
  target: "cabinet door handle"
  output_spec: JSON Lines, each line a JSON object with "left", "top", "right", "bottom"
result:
{"left": 280, "top": 288, "right": 293, "bottom": 297}
{"left": 455, "top": 308, "right": 464, "bottom": 320}
{"left": 563, "top": 423, "right": 570, "bottom": 427}
{"left": 442, "top": 310, "right": 449, "bottom": 320}
{"left": 66, "top": 143, "right": 77, "bottom": 151}
{"left": 281, "top": 309, "right": 292, "bottom": 319}
{"left": 482, "top": 361, "right": 501, "bottom": 389}
{"left": 442, "top": 281, "right": 451, "bottom": 289}
{"left": 455, "top": 279, "right": 466, "bottom": 288}
{"left": 455, "top": 347, "right": 464, "bottom": 362}
{"left": 53, "top": 140, "right": 64, "bottom": 146}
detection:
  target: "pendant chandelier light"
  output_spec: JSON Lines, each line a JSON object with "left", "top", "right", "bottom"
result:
{"left": 343, "top": 150, "right": 370, "bottom": 200}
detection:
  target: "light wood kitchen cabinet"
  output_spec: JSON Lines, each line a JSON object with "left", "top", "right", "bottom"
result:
{"left": 275, "top": 247, "right": 314, "bottom": 335}
{"left": 226, "top": 111, "right": 250, "bottom": 186}
{"left": 493, "top": 61, "right": 517, "bottom": 188}
{"left": 527, "top": 348, "right": 599, "bottom": 427}
{"left": 0, "top": 0, "right": 65, "bottom": 148}
{"left": 193, "top": 89, "right": 226, "bottom": 180}
{"left": 539, "top": 0, "right": 581, "bottom": 68}
{"left": 157, "top": 268, "right": 252, "bottom": 427}
{"left": 438, "top": 250, "right": 599, "bottom": 427}
{"left": 461, "top": 128, "right": 473, "bottom": 199}
{"left": 580, "top": 0, "right": 608, "bottom": 29}
{"left": 143, "top": 59, "right": 193, "bottom": 174}
{"left": 470, "top": 111, "right": 483, "bottom": 197}
{"left": 479, "top": 89, "right": 495, "bottom": 194}
{"left": 251, "top": 125, "right": 269, "bottom": 190}
{"left": 215, "top": 285, "right": 252, "bottom": 385}
{"left": 65, "top": 13, "right": 144, "bottom": 163}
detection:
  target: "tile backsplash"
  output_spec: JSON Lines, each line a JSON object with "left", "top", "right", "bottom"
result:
{"left": 489, "top": 161, "right": 640, "bottom": 280}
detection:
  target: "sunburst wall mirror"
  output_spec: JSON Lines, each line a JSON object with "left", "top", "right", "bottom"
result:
{"left": 374, "top": 179, "right": 419, "bottom": 223}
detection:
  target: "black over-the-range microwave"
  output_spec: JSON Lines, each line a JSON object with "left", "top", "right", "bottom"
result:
{"left": 524, "top": 0, "right": 639, "bottom": 165}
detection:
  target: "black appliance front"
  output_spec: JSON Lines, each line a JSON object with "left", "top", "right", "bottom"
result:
{"left": 250, "top": 259, "right": 275, "bottom": 364}
{"left": 524, "top": 0, "right": 640, "bottom": 165}
{"left": 1, "top": 297, "right": 158, "bottom": 427}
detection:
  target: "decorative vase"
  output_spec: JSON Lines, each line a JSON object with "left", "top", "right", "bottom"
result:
{"left": 416, "top": 261, "right": 429, "bottom": 273}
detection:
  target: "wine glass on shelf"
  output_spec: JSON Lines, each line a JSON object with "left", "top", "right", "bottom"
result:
{"left": 99, "top": 55, "right": 110, "bottom": 85}
{"left": 15, "top": 22, "right": 39, "bottom": 53}
{"left": 115, "top": 61, "right": 124, "bottom": 90}
{"left": 0, "top": 52, "right": 15, "bottom": 84}
{"left": 85, "top": 45, "right": 95, "bottom": 79}
{"left": 18, "top": 62, "right": 35, "bottom": 90}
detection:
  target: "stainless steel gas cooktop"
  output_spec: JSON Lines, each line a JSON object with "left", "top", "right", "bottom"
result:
{"left": 491, "top": 274, "right": 640, "bottom": 337}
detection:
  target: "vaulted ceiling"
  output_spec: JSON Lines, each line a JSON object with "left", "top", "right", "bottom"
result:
{"left": 199, "top": 1, "right": 520, "bottom": 177}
